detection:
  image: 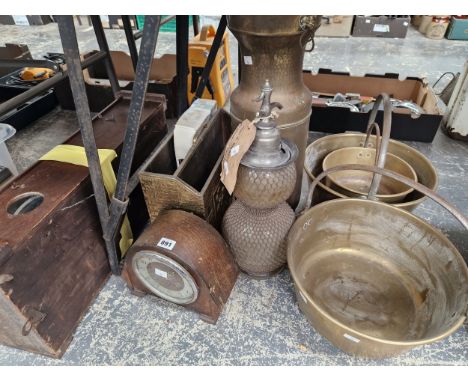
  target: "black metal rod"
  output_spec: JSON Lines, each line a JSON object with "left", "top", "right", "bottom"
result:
{"left": 134, "top": 14, "right": 175, "bottom": 40}
{"left": 79, "top": 50, "right": 108, "bottom": 69}
{"left": 176, "top": 16, "right": 189, "bottom": 116}
{"left": 161, "top": 15, "right": 176, "bottom": 27}
{"left": 122, "top": 15, "right": 138, "bottom": 72}
{"left": 56, "top": 15, "right": 119, "bottom": 274}
{"left": 90, "top": 15, "right": 120, "bottom": 98}
{"left": 133, "top": 30, "right": 143, "bottom": 40}
{"left": 0, "top": 73, "right": 64, "bottom": 117}
{"left": 0, "top": 58, "right": 59, "bottom": 71}
{"left": 113, "top": 15, "right": 160, "bottom": 201}
{"left": 192, "top": 15, "right": 200, "bottom": 36}
{"left": 0, "top": 51, "right": 107, "bottom": 118}
{"left": 105, "top": 16, "right": 161, "bottom": 249}
{"left": 133, "top": 15, "right": 179, "bottom": 43}
{"left": 193, "top": 15, "right": 227, "bottom": 100}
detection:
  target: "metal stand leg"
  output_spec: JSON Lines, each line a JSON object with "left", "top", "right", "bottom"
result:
{"left": 122, "top": 15, "right": 139, "bottom": 72}
{"left": 193, "top": 15, "right": 200, "bottom": 36}
{"left": 176, "top": 16, "right": 189, "bottom": 116}
{"left": 90, "top": 15, "right": 120, "bottom": 98}
{"left": 105, "top": 16, "right": 162, "bottom": 254}
{"left": 56, "top": 15, "right": 118, "bottom": 274}
{"left": 193, "top": 15, "right": 227, "bottom": 101}
{"left": 56, "top": 15, "right": 162, "bottom": 275}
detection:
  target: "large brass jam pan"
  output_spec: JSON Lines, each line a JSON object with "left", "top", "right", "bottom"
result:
{"left": 288, "top": 165, "right": 468, "bottom": 359}
{"left": 304, "top": 133, "right": 438, "bottom": 211}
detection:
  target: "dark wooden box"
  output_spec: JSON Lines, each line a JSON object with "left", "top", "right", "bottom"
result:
{"left": 0, "top": 91, "right": 167, "bottom": 357}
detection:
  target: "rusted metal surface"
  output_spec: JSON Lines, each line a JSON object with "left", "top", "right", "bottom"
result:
{"left": 103, "top": 16, "right": 162, "bottom": 274}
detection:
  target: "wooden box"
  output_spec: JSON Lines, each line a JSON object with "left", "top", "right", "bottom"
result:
{"left": 0, "top": 91, "right": 167, "bottom": 357}
{"left": 140, "top": 109, "right": 232, "bottom": 230}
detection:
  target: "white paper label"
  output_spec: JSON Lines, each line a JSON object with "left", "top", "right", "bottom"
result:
{"left": 230, "top": 144, "right": 240, "bottom": 157}
{"left": 157, "top": 237, "right": 176, "bottom": 250}
{"left": 154, "top": 268, "right": 168, "bottom": 278}
{"left": 244, "top": 56, "right": 253, "bottom": 65}
{"left": 373, "top": 24, "right": 390, "bottom": 33}
{"left": 365, "top": 19, "right": 371, "bottom": 24}
{"left": 344, "top": 333, "right": 361, "bottom": 343}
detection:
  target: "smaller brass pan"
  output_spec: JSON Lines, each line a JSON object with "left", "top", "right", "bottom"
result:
{"left": 304, "top": 94, "right": 438, "bottom": 211}
{"left": 288, "top": 164, "right": 468, "bottom": 359}
{"left": 322, "top": 147, "right": 418, "bottom": 203}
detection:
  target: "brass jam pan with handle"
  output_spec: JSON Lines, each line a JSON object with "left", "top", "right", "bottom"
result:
{"left": 288, "top": 164, "right": 468, "bottom": 359}
{"left": 304, "top": 94, "right": 438, "bottom": 211}
{"left": 322, "top": 147, "right": 418, "bottom": 203}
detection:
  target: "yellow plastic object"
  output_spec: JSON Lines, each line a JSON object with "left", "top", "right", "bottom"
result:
{"left": 20, "top": 67, "right": 55, "bottom": 81}
{"left": 40, "top": 144, "right": 133, "bottom": 255}
{"left": 188, "top": 24, "right": 234, "bottom": 107}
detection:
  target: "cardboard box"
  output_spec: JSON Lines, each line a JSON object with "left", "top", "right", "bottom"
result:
{"left": 83, "top": 50, "right": 178, "bottom": 117}
{"left": 447, "top": 17, "right": 468, "bottom": 40}
{"left": 352, "top": 16, "right": 410, "bottom": 38}
{"left": 316, "top": 16, "right": 354, "bottom": 37}
{"left": 0, "top": 43, "right": 32, "bottom": 77}
{"left": 303, "top": 69, "right": 443, "bottom": 142}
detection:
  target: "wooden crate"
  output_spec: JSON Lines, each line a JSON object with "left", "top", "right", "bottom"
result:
{"left": 0, "top": 91, "right": 167, "bottom": 357}
{"left": 140, "top": 109, "right": 232, "bottom": 230}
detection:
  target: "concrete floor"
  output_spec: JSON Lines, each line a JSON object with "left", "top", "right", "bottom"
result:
{"left": 0, "top": 20, "right": 467, "bottom": 365}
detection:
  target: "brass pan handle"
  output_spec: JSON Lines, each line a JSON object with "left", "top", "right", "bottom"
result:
{"left": 312, "top": 95, "right": 392, "bottom": 200}
{"left": 363, "top": 121, "right": 381, "bottom": 166}
{"left": 305, "top": 164, "right": 468, "bottom": 232}
{"left": 363, "top": 93, "right": 393, "bottom": 200}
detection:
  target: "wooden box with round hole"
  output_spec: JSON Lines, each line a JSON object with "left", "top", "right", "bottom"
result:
{"left": 122, "top": 210, "right": 239, "bottom": 324}
{"left": 0, "top": 92, "right": 167, "bottom": 358}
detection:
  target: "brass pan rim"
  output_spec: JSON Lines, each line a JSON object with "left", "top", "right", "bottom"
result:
{"left": 322, "top": 147, "right": 418, "bottom": 201}
{"left": 287, "top": 197, "right": 468, "bottom": 347}
{"left": 304, "top": 133, "right": 439, "bottom": 208}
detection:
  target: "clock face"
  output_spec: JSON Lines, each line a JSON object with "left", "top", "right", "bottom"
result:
{"left": 132, "top": 250, "right": 199, "bottom": 305}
